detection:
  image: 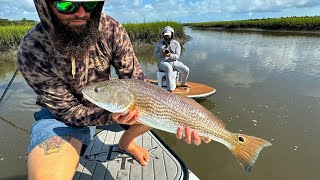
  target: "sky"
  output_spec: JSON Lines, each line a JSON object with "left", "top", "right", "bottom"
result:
{"left": 1, "top": 0, "right": 320, "bottom": 23}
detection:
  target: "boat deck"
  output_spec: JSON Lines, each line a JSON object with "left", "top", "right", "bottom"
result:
{"left": 73, "top": 124, "right": 198, "bottom": 180}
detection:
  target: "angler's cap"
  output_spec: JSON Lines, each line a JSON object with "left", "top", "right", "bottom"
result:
{"left": 162, "top": 26, "right": 174, "bottom": 37}
{"left": 163, "top": 30, "right": 171, "bottom": 36}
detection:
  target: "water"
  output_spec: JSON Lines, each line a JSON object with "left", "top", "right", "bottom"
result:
{"left": 1, "top": 28, "right": 320, "bottom": 179}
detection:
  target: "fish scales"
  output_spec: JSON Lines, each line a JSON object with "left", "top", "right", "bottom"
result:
{"left": 127, "top": 80, "right": 224, "bottom": 137}
{"left": 82, "top": 79, "right": 272, "bottom": 173}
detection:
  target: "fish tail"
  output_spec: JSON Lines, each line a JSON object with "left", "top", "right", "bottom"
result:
{"left": 229, "top": 133, "right": 272, "bottom": 173}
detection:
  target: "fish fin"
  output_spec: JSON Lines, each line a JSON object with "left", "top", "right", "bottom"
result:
{"left": 200, "top": 136, "right": 211, "bottom": 143}
{"left": 230, "top": 133, "right": 272, "bottom": 173}
{"left": 178, "top": 95, "right": 226, "bottom": 128}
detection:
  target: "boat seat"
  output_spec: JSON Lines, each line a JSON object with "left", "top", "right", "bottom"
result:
{"left": 157, "top": 70, "right": 180, "bottom": 87}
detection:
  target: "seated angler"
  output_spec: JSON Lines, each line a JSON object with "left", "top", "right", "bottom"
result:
{"left": 154, "top": 26, "right": 191, "bottom": 92}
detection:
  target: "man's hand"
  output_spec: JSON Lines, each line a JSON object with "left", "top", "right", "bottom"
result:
{"left": 111, "top": 109, "right": 140, "bottom": 125}
{"left": 176, "top": 126, "right": 211, "bottom": 146}
{"left": 162, "top": 50, "right": 171, "bottom": 57}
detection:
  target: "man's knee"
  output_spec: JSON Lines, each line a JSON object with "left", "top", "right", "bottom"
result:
{"left": 27, "top": 136, "right": 82, "bottom": 180}
{"left": 31, "top": 135, "right": 82, "bottom": 154}
{"left": 181, "top": 66, "right": 189, "bottom": 73}
{"left": 159, "top": 62, "right": 173, "bottom": 71}
{"left": 177, "top": 67, "right": 189, "bottom": 75}
{"left": 27, "top": 116, "right": 95, "bottom": 154}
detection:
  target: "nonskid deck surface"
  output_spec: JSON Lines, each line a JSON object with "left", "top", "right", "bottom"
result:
{"left": 73, "top": 124, "right": 198, "bottom": 180}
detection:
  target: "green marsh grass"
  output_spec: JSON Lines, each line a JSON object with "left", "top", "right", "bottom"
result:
{"left": 186, "top": 16, "right": 320, "bottom": 31}
{"left": 0, "top": 25, "right": 33, "bottom": 51}
{"left": 0, "top": 21, "right": 187, "bottom": 51}
{"left": 123, "top": 21, "right": 188, "bottom": 44}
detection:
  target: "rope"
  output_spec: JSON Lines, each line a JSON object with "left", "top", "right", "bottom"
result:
{"left": 0, "top": 67, "right": 19, "bottom": 105}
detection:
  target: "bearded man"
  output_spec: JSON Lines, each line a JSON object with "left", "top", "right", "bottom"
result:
{"left": 18, "top": 1, "right": 208, "bottom": 179}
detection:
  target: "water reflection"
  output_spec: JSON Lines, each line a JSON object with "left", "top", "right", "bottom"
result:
{"left": 0, "top": 52, "right": 17, "bottom": 80}
{"left": 133, "top": 45, "right": 158, "bottom": 65}
{"left": 180, "top": 28, "right": 320, "bottom": 96}
{"left": 195, "top": 28, "right": 320, "bottom": 38}
{"left": 195, "top": 98, "right": 216, "bottom": 111}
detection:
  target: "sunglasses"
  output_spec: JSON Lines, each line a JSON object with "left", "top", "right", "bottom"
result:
{"left": 52, "top": 1, "right": 99, "bottom": 14}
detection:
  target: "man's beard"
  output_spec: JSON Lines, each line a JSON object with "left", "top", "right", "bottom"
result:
{"left": 51, "top": 15, "right": 100, "bottom": 58}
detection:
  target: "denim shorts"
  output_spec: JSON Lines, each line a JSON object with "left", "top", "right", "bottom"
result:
{"left": 27, "top": 108, "right": 96, "bottom": 154}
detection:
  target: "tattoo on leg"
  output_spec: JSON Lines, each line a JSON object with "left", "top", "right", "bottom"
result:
{"left": 38, "top": 135, "right": 72, "bottom": 155}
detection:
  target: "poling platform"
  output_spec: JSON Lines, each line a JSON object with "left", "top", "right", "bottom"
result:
{"left": 172, "top": 82, "right": 216, "bottom": 98}
{"left": 149, "top": 80, "right": 216, "bottom": 98}
{"left": 73, "top": 124, "right": 200, "bottom": 180}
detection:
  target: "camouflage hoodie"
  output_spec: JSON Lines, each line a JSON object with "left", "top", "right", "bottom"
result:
{"left": 17, "top": 0, "right": 146, "bottom": 126}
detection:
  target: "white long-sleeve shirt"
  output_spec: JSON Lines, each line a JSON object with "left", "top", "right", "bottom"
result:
{"left": 154, "top": 39, "right": 181, "bottom": 63}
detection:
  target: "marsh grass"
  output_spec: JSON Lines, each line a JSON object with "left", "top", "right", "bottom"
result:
{"left": 0, "top": 21, "right": 187, "bottom": 51}
{"left": 123, "top": 21, "right": 188, "bottom": 44}
{"left": 0, "top": 25, "right": 32, "bottom": 51}
{"left": 186, "top": 16, "right": 320, "bottom": 32}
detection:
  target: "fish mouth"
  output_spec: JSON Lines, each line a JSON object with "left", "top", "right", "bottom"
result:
{"left": 83, "top": 93, "right": 130, "bottom": 113}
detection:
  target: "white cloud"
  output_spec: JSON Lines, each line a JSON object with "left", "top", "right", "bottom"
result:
{"left": 144, "top": 4, "right": 153, "bottom": 10}
{"left": 0, "top": 0, "right": 37, "bottom": 20}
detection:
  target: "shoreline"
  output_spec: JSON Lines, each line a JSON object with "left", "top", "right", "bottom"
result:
{"left": 189, "top": 27, "right": 320, "bottom": 36}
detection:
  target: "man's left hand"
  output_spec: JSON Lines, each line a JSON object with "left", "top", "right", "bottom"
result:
{"left": 176, "top": 126, "right": 211, "bottom": 146}
{"left": 111, "top": 109, "right": 140, "bottom": 125}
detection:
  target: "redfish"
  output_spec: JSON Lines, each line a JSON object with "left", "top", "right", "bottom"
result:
{"left": 82, "top": 79, "right": 271, "bottom": 173}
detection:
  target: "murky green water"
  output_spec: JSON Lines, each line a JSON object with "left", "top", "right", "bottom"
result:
{"left": 1, "top": 28, "right": 320, "bottom": 179}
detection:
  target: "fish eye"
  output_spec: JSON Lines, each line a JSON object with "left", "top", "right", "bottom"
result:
{"left": 239, "top": 136, "right": 245, "bottom": 142}
{"left": 94, "top": 87, "right": 100, "bottom": 93}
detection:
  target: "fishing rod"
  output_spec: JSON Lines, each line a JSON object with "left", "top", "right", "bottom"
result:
{"left": 0, "top": 116, "right": 30, "bottom": 134}
{"left": 0, "top": 67, "right": 30, "bottom": 134}
{"left": 0, "top": 67, "right": 19, "bottom": 105}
